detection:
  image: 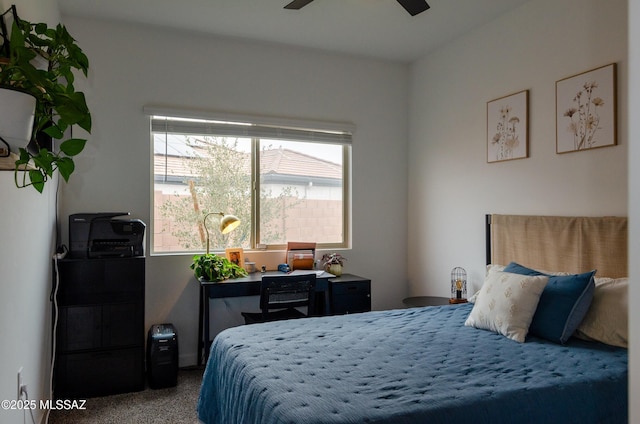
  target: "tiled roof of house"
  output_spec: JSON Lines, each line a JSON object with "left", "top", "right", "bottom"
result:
{"left": 154, "top": 140, "right": 341, "bottom": 181}
{"left": 261, "top": 147, "right": 341, "bottom": 179}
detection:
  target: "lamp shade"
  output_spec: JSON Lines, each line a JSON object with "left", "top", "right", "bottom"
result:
{"left": 220, "top": 214, "right": 240, "bottom": 234}
{"left": 203, "top": 212, "right": 241, "bottom": 254}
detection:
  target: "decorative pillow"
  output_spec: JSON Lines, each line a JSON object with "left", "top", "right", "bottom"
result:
{"left": 464, "top": 269, "right": 548, "bottom": 343}
{"left": 503, "top": 262, "right": 596, "bottom": 344}
{"left": 486, "top": 263, "right": 506, "bottom": 274}
{"left": 574, "top": 277, "right": 628, "bottom": 348}
{"left": 468, "top": 264, "right": 505, "bottom": 303}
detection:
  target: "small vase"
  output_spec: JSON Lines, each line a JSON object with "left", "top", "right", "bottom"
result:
{"left": 328, "top": 264, "right": 342, "bottom": 277}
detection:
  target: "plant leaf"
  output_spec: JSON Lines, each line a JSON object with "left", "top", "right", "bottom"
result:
{"left": 56, "top": 157, "right": 75, "bottom": 182}
{"left": 59, "top": 139, "right": 87, "bottom": 156}
{"left": 43, "top": 125, "right": 64, "bottom": 139}
{"left": 16, "top": 148, "right": 31, "bottom": 163}
{"left": 28, "top": 170, "right": 45, "bottom": 193}
{"left": 31, "top": 150, "right": 55, "bottom": 176}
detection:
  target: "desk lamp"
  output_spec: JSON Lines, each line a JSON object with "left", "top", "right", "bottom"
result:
{"left": 203, "top": 212, "right": 240, "bottom": 254}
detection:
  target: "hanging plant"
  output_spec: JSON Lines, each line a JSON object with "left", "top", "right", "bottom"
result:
{"left": 0, "top": 6, "right": 91, "bottom": 192}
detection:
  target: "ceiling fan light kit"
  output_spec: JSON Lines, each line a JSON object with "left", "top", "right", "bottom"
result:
{"left": 284, "top": 0, "right": 430, "bottom": 16}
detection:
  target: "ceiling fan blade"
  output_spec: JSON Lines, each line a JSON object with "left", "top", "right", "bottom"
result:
{"left": 284, "top": 0, "right": 315, "bottom": 10}
{"left": 396, "top": 0, "right": 430, "bottom": 16}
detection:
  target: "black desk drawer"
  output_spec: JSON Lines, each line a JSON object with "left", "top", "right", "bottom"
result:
{"left": 331, "top": 279, "right": 371, "bottom": 315}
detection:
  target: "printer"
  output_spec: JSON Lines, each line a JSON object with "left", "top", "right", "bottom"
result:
{"left": 69, "top": 212, "right": 146, "bottom": 259}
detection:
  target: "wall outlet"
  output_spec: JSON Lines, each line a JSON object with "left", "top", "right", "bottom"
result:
{"left": 17, "top": 367, "right": 23, "bottom": 400}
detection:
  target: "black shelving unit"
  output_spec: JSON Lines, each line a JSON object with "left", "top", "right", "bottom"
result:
{"left": 53, "top": 257, "right": 145, "bottom": 399}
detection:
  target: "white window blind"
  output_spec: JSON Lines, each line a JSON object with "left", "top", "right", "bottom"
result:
{"left": 144, "top": 106, "right": 354, "bottom": 145}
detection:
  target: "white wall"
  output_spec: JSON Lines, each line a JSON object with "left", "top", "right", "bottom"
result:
{"left": 408, "top": 0, "right": 627, "bottom": 296}
{"left": 0, "top": 175, "right": 56, "bottom": 424}
{"left": 627, "top": 1, "right": 638, "bottom": 421}
{"left": 58, "top": 17, "right": 410, "bottom": 365}
{"left": 1, "top": 0, "right": 636, "bottom": 420}
{"left": 2, "top": 0, "right": 59, "bottom": 24}
{"left": 409, "top": 0, "right": 635, "bottom": 419}
{"left": 0, "top": 4, "right": 59, "bottom": 424}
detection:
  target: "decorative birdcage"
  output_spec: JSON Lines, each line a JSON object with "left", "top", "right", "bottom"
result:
{"left": 449, "top": 267, "right": 468, "bottom": 304}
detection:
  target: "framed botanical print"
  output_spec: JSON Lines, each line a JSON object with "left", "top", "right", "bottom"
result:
{"left": 487, "top": 90, "right": 529, "bottom": 163}
{"left": 556, "top": 63, "right": 617, "bottom": 153}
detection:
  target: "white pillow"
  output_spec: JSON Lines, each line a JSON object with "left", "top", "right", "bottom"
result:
{"left": 465, "top": 269, "right": 549, "bottom": 342}
{"left": 468, "top": 264, "right": 505, "bottom": 303}
{"left": 486, "top": 263, "right": 506, "bottom": 274}
{"left": 574, "top": 277, "right": 628, "bottom": 348}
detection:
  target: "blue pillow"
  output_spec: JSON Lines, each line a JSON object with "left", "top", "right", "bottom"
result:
{"left": 503, "top": 262, "right": 596, "bottom": 344}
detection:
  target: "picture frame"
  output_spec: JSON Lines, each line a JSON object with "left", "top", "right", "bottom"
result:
{"left": 486, "top": 90, "right": 529, "bottom": 163}
{"left": 556, "top": 63, "right": 617, "bottom": 153}
{"left": 225, "top": 248, "right": 244, "bottom": 268}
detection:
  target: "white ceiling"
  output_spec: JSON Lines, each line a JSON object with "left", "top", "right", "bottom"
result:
{"left": 58, "top": 0, "right": 530, "bottom": 63}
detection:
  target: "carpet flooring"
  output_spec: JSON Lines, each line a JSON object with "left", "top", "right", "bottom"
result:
{"left": 48, "top": 367, "right": 203, "bottom": 424}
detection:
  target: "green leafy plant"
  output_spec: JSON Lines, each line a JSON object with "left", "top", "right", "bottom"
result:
{"left": 190, "top": 253, "right": 248, "bottom": 282}
{"left": 0, "top": 9, "right": 91, "bottom": 192}
{"left": 321, "top": 253, "right": 346, "bottom": 267}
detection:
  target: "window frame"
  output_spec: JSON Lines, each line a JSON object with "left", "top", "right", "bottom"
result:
{"left": 147, "top": 107, "right": 353, "bottom": 255}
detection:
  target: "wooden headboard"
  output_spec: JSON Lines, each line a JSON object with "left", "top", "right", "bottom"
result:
{"left": 486, "top": 214, "right": 628, "bottom": 278}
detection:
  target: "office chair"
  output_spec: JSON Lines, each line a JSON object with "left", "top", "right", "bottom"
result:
{"left": 241, "top": 274, "right": 316, "bottom": 324}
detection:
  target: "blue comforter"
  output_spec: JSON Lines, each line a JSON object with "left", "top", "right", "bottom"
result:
{"left": 198, "top": 304, "right": 627, "bottom": 424}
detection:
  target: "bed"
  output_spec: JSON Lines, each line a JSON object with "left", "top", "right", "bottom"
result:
{"left": 197, "top": 214, "right": 628, "bottom": 424}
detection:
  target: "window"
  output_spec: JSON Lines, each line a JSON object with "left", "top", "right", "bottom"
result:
{"left": 148, "top": 109, "right": 352, "bottom": 254}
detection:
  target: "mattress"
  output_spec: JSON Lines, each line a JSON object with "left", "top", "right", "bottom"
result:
{"left": 197, "top": 304, "right": 628, "bottom": 424}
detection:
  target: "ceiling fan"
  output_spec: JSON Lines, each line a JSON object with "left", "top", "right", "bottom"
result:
{"left": 284, "top": 0, "right": 430, "bottom": 17}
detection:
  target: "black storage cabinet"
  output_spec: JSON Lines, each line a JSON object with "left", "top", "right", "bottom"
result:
{"left": 53, "top": 257, "right": 145, "bottom": 398}
{"left": 330, "top": 274, "right": 372, "bottom": 315}
{"left": 147, "top": 323, "right": 178, "bottom": 389}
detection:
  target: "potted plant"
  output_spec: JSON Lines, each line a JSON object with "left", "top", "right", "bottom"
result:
{"left": 0, "top": 6, "right": 91, "bottom": 192}
{"left": 321, "top": 253, "right": 346, "bottom": 276}
{"left": 190, "top": 253, "right": 248, "bottom": 282}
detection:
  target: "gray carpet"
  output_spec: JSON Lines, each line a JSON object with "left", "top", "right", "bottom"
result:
{"left": 48, "top": 368, "right": 203, "bottom": 424}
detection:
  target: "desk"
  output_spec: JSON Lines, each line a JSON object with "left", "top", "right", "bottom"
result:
{"left": 197, "top": 271, "right": 334, "bottom": 366}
